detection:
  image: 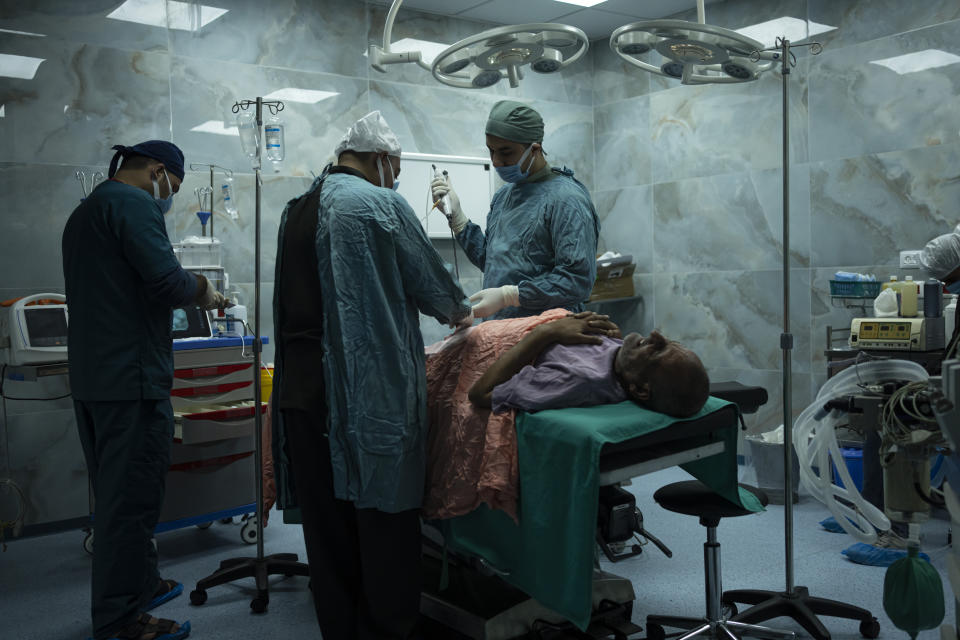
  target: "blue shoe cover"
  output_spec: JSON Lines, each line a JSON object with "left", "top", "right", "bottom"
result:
{"left": 87, "top": 619, "right": 191, "bottom": 640}
{"left": 842, "top": 542, "right": 930, "bottom": 567}
{"left": 146, "top": 581, "right": 183, "bottom": 611}
{"left": 820, "top": 516, "right": 846, "bottom": 533}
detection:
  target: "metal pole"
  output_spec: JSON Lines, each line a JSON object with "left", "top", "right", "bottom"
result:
{"left": 209, "top": 165, "right": 215, "bottom": 239}
{"left": 779, "top": 37, "right": 795, "bottom": 596}
{"left": 252, "top": 96, "right": 265, "bottom": 562}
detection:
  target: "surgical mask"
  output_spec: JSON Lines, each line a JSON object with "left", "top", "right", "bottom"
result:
{"left": 946, "top": 281, "right": 960, "bottom": 294}
{"left": 495, "top": 144, "right": 535, "bottom": 183}
{"left": 151, "top": 170, "right": 174, "bottom": 214}
{"left": 377, "top": 156, "right": 399, "bottom": 191}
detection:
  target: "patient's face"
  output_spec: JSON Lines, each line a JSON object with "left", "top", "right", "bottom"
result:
{"left": 615, "top": 331, "right": 696, "bottom": 395}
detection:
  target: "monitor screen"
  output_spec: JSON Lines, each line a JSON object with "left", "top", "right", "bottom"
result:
{"left": 172, "top": 306, "right": 212, "bottom": 340}
{"left": 24, "top": 307, "right": 68, "bottom": 347}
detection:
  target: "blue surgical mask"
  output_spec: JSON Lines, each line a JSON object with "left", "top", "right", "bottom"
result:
{"left": 495, "top": 144, "right": 535, "bottom": 183}
{"left": 946, "top": 281, "right": 960, "bottom": 294}
{"left": 151, "top": 170, "right": 174, "bottom": 215}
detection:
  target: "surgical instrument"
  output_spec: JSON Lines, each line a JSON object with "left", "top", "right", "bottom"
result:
{"left": 431, "top": 165, "right": 460, "bottom": 281}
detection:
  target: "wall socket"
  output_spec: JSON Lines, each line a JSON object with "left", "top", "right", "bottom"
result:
{"left": 900, "top": 250, "right": 923, "bottom": 269}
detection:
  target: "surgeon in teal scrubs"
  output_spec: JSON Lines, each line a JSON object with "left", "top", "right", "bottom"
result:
{"left": 431, "top": 100, "right": 599, "bottom": 320}
{"left": 272, "top": 111, "right": 471, "bottom": 639}
{"left": 62, "top": 141, "right": 223, "bottom": 640}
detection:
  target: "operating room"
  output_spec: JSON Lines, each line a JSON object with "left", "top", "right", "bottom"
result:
{"left": 2, "top": 0, "right": 960, "bottom": 639}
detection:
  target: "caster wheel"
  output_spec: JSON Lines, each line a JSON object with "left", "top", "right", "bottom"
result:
{"left": 859, "top": 617, "right": 880, "bottom": 639}
{"left": 251, "top": 592, "right": 268, "bottom": 613}
{"left": 196, "top": 522, "right": 212, "bottom": 530}
{"left": 722, "top": 603, "right": 738, "bottom": 618}
{"left": 220, "top": 517, "right": 233, "bottom": 524}
{"left": 82, "top": 531, "right": 94, "bottom": 555}
{"left": 190, "top": 589, "right": 207, "bottom": 605}
{"left": 646, "top": 622, "right": 665, "bottom": 640}
{"left": 240, "top": 517, "right": 258, "bottom": 544}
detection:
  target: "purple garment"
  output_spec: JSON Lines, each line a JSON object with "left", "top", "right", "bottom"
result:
{"left": 491, "top": 336, "right": 627, "bottom": 413}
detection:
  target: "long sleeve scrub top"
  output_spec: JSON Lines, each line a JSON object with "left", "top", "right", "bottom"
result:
{"left": 456, "top": 166, "right": 599, "bottom": 320}
{"left": 62, "top": 180, "right": 198, "bottom": 401}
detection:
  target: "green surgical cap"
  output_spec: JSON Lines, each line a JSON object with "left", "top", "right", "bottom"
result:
{"left": 485, "top": 100, "right": 544, "bottom": 144}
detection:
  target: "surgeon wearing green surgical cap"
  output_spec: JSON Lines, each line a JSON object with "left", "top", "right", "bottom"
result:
{"left": 431, "top": 100, "right": 599, "bottom": 320}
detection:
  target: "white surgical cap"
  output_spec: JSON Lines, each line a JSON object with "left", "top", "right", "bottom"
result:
{"left": 334, "top": 111, "right": 402, "bottom": 158}
{"left": 920, "top": 231, "right": 960, "bottom": 279}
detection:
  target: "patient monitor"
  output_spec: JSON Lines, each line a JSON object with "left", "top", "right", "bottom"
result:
{"left": 1, "top": 293, "right": 69, "bottom": 366}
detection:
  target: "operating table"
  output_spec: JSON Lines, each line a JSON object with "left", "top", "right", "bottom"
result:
{"left": 420, "top": 382, "right": 767, "bottom": 640}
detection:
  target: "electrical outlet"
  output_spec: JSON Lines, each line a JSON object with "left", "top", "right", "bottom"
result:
{"left": 900, "top": 250, "right": 923, "bottom": 269}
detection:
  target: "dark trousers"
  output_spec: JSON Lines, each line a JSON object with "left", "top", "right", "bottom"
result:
{"left": 75, "top": 399, "right": 173, "bottom": 639}
{"left": 282, "top": 409, "right": 422, "bottom": 640}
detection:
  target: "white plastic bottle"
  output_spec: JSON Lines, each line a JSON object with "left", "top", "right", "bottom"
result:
{"left": 946, "top": 295, "right": 958, "bottom": 341}
{"left": 265, "top": 115, "right": 285, "bottom": 163}
{"left": 221, "top": 177, "right": 238, "bottom": 219}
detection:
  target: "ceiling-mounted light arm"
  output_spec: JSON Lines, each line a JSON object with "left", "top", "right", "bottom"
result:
{"left": 368, "top": 0, "right": 427, "bottom": 72}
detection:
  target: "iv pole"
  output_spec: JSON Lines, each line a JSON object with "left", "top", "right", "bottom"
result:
{"left": 188, "top": 163, "right": 234, "bottom": 239}
{"left": 188, "top": 96, "right": 308, "bottom": 614}
{"left": 721, "top": 38, "right": 881, "bottom": 640}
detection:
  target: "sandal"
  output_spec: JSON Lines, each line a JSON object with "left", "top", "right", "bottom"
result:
{"left": 145, "top": 579, "right": 183, "bottom": 611}
{"left": 93, "top": 613, "right": 191, "bottom": 640}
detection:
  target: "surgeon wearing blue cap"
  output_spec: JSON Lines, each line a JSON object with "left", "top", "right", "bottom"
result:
{"left": 62, "top": 140, "right": 224, "bottom": 640}
{"left": 431, "top": 100, "right": 599, "bottom": 320}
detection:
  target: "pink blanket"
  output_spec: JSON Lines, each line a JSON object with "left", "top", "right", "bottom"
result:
{"left": 423, "top": 309, "right": 568, "bottom": 521}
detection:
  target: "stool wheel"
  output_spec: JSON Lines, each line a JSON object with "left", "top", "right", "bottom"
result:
{"left": 646, "top": 622, "right": 665, "bottom": 640}
{"left": 859, "top": 617, "right": 880, "bottom": 639}
{"left": 723, "top": 602, "right": 738, "bottom": 618}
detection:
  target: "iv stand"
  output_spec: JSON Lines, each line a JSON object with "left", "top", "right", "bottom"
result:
{"left": 188, "top": 163, "right": 234, "bottom": 239}
{"left": 721, "top": 38, "right": 881, "bottom": 640}
{"left": 189, "top": 97, "right": 308, "bottom": 614}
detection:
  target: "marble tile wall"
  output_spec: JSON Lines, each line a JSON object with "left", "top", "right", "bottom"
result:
{"left": 0, "top": 0, "right": 597, "bottom": 527}
{"left": 591, "top": 0, "right": 960, "bottom": 433}
{"left": 4, "top": 0, "right": 960, "bottom": 522}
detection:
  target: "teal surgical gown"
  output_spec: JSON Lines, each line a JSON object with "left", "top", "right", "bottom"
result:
{"left": 272, "top": 169, "right": 470, "bottom": 513}
{"left": 457, "top": 167, "right": 599, "bottom": 320}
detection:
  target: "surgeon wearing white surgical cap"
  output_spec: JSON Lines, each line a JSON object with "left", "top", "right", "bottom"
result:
{"left": 921, "top": 223, "right": 960, "bottom": 293}
{"left": 271, "top": 111, "right": 471, "bottom": 639}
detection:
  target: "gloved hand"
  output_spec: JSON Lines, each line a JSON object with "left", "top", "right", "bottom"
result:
{"left": 448, "top": 309, "right": 474, "bottom": 331}
{"left": 196, "top": 276, "right": 227, "bottom": 310}
{"left": 469, "top": 285, "right": 520, "bottom": 318}
{"left": 431, "top": 175, "right": 468, "bottom": 234}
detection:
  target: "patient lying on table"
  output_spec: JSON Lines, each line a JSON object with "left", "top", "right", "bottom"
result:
{"left": 470, "top": 311, "right": 710, "bottom": 418}
{"left": 423, "top": 309, "right": 710, "bottom": 520}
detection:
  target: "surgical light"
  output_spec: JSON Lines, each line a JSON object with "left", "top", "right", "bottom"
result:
{"left": 369, "top": 0, "right": 588, "bottom": 90}
{"left": 609, "top": 0, "right": 779, "bottom": 84}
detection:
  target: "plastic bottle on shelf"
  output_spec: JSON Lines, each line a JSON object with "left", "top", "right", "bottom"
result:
{"left": 221, "top": 176, "right": 238, "bottom": 219}
{"left": 900, "top": 275, "right": 918, "bottom": 317}
{"left": 881, "top": 275, "right": 899, "bottom": 291}
{"left": 946, "top": 296, "right": 957, "bottom": 341}
{"left": 265, "top": 115, "right": 285, "bottom": 163}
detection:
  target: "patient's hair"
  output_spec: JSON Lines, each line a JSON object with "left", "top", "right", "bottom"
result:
{"left": 644, "top": 354, "right": 710, "bottom": 418}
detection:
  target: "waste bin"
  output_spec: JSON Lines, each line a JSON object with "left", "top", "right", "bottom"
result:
{"left": 747, "top": 425, "right": 800, "bottom": 505}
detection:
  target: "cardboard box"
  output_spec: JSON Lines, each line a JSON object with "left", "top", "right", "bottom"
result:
{"left": 590, "top": 272, "right": 635, "bottom": 302}
{"left": 596, "top": 261, "right": 635, "bottom": 281}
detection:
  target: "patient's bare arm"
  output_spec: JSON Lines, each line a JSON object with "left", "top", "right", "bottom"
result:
{"left": 468, "top": 313, "right": 620, "bottom": 408}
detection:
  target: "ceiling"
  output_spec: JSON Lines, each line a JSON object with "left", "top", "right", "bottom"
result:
{"left": 366, "top": 0, "right": 724, "bottom": 40}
